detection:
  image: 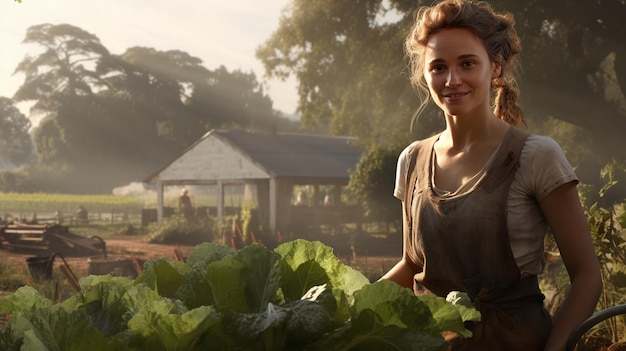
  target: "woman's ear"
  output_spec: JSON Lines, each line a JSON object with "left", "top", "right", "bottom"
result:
{"left": 492, "top": 61, "right": 502, "bottom": 79}
{"left": 492, "top": 56, "right": 503, "bottom": 79}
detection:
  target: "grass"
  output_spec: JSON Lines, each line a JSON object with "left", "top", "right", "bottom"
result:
{"left": 0, "top": 253, "right": 89, "bottom": 302}
{"left": 0, "top": 260, "right": 27, "bottom": 299}
{"left": 70, "top": 219, "right": 145, "bottom": 238}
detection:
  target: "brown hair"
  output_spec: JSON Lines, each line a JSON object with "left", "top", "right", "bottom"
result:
{"left": 406, "top": 0, "right": 523, "bottom": 125}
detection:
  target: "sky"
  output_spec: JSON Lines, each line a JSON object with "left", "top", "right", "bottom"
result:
{"left": 0, "top": 0, "right": 299, "bottom": 117}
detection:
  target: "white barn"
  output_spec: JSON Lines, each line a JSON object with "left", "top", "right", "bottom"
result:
{"left": 144, "top": 129, "right": 364, "bottom": 236}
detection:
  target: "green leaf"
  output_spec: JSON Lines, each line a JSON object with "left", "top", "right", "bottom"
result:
{"left": 280, "top": 258, "right": 332, "bottom": 301}
{"left": 204, "top": 244, "right": 283, "bottom": 314}
{"left": 420, "top": 294, "right": 475, "bottom": 338}
{"left": 275, "top": 239, "right": 369, "bottom": 298}
{"left": 0, "top": 286, "right": 52, "bottom": 315}
{"left": 175, "top": 268, "right": 215, "bottom": 309}
{"left": 185, "top": 242, "right": 234, "bottom": 268}
{"left": 135, "top": 258, "right": 191, "bottom": 298}
{"left": 609, "top": 271, "right": 626, "bottom": 289}
{"left": 13, "top": 305, "right": 108, "bottom": 351}
{"left": 128, "top": 304, "right": 225, "bottom": 351}
{"left": 445, "top": 291, "right": 481, "bottom": 325}
{"left": 282, "top": 299, "right": 335, "bottom": 345}
{"left": 275, "top": 240, "right": 367, "bottom": 327}
{"left": 233, "top": 243, "right": 283, "bottom": 312}
{"left": 205, "top": 255, "right": 249, "bottom": 312}
{"left": 63, "top": 275, "right": 171, "bottom": 338}
{"left": 313, "top": 309, "right": 446, "bottom": 351}
{"left": 352, "top": 281, "right": 436, "bottom": 331}
{"left": 226, "top": 299, "right": 335, "bottom": 349}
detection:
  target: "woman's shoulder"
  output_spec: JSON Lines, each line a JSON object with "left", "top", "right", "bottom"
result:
{"left": 522, "top": 133, "right": 567, "bottom": 160}
{"left": 516, "top": 133, "right": 577, "bottom": 200}
{"left": 399, "top": 134, "right": 440, "bottom": 161}
{"left": 525, "top": 133, "right": 561, "bottom": 147}
{"left": 520, "top": 133, "right": 571, "bottom": 164}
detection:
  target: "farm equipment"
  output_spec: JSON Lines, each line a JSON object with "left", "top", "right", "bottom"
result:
{"left": 0, "top": 222, "right": 106, "bottom": 257}
{"left": 26, "top": 252, "right": 81, "bottom": 291}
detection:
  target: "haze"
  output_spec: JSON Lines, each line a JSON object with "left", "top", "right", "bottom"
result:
{"left": 0, "top": 0, "right": 299, "bottom": 116}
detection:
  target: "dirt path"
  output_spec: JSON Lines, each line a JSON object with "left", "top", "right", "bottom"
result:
{"left": 1, "top": 237, "right": 195, "bottom": 281}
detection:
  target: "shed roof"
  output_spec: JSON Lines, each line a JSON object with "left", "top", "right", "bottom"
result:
{"left": 145, "top": 129, "right": 364, "bottom": 183}
{"left": 216, "top": 129, "right": 362, "bottom": 178}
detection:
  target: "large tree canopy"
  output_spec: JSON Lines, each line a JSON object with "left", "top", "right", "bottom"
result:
{"left": 10, "top": 23, "right": 297, "bottom": 193}
{"left": 13, "top": 23, "right": 110, "bottom": 113}
{"left": 258, "top": 0, "right": 626, "bottom": 164}
{"left": 257, "top": 0, "right": 420, "bottom": 148}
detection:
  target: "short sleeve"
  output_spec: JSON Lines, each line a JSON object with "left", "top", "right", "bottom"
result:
{"left": 516, "top": 135, "right": 578, "bottom": 202}
{"left": 393, "top": 144, "right": 413, "bottom": 200}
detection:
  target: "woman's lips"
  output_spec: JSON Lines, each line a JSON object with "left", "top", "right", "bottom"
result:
{"left": 443, "top": 91, "right": 468, "bottom": 101}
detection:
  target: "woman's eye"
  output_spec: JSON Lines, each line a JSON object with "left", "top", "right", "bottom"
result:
{"left": 461, "top": 61, "right": 476, "bottom": 68}
{"left": 430, "top": 65, "right": 446, "bottom": 72}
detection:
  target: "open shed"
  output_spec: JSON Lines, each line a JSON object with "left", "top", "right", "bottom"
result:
{"left": 144, "top": 129, "right": 364, "bottom": 236}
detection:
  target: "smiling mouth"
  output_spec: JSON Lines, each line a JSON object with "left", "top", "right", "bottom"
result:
{"left": 443, "top": 92, "right": 468, "bottom": 98}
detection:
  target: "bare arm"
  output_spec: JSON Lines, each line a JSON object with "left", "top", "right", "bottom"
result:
{"left": 541, "top": 181, "right": 602, "bottom": 351}
{"left": 379, "top": 202, "right": 422, "bottom": 289}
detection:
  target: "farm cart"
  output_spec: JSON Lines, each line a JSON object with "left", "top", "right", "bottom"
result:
{"left": 567, "top": 304, "right": 626, "bottom": 350}
{"left": 0, "top": 222, "right": 106, "bottom": 257}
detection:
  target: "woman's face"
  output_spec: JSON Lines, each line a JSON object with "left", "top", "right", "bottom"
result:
{"left": 423, "top": 28, "right": 501, "bottom": 119}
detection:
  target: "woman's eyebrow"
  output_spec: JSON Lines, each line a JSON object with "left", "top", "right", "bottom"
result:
{"left": 427, "top": 54, "right": 480, "bottom": 65}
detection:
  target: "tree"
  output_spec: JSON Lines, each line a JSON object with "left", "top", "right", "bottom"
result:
{"left": 187, "top": 66, "right": 288, "bottom": 133}
{"left": 11, "top": 23, "right": 298, "bottom": 193}
{"left": 99, "top": 47, "right": 212, "bottom": 148}
{"left": 13, "top": 23, "right": 110, "bottom": 113}
{"left": 0, "top": 97, "right": 33, "bottom": 166}
{"left": 345, "top": 143, "right": 403, "bottom": 224}
{"left": 501, "top": 0, "right": 626, "bottom": 164}
{"left": 257, "top": 0, "right": 421, "bottom": 147}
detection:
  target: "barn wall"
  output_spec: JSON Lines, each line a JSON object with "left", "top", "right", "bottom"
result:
{"left": 159, "top": 136, "right": 269, "bottom": 181}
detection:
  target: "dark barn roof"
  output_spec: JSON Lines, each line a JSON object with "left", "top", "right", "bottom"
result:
{"left": 213, "top": 129, "right": 363, "bottom": 179}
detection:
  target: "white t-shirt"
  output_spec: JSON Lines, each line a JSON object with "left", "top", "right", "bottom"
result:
{"left": 394, "top": 134, "right": 578, "bottom": 275}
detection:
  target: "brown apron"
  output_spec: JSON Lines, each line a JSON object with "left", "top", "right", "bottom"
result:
{"left": 403, "top": 127, "right": 552, "bottom": 350}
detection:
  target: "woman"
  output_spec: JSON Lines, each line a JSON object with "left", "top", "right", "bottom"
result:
{"left": 380, "top": 1, "right": 602, "bottom": 350}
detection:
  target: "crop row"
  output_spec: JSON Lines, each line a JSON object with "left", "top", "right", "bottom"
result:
{"left": 0, "top": 192, "right": 146, "bottom": 214}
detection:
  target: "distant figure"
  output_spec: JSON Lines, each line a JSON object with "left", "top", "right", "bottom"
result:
{"left": 75, "top": 205, "right": 88, "bottom": 224}
{"left": 178, "top": 188, "right": 194, "bottom": 220}
{"left": 55, "top": 210, "right": 64, "bottom": 224}
{"left": 323, "top": 193, "right": 334, "bottom": 207}
{"left": 294, "top": 190, "right": 308, "bottom": 206}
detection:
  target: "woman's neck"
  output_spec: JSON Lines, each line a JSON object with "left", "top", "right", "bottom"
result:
{"left": 441, "top": 113, "right": 509, "bottom": 152}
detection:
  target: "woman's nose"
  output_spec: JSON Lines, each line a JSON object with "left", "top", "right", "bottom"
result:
{"left": 445, "top": 69, "right": 462, "bottom": 87}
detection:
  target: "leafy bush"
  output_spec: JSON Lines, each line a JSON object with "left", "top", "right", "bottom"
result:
{"left": 345, "top": 143, "right": 403, "bottom": 223}
{"left": 0, "top": 240, "right": 479, "bottom": 350}
{"left": 147, "top": 215, "right": 217, "bottom": 245}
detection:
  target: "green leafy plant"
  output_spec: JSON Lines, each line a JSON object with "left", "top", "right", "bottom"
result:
{"left": 0, "top": 240, "right": 479, "bottom": 350}
{"left": 239, "top": 203, "right": 260, "bottom": 244}
{"left": 147, "top": 215, "right": 216, "bottom": 245}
